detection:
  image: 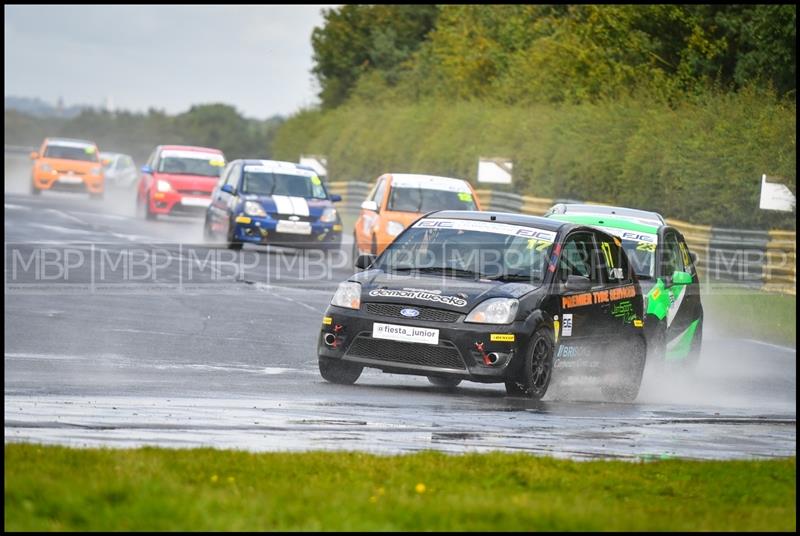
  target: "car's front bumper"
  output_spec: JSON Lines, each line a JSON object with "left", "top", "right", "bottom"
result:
{"left": 33, "top": 172, "right": 104, "bottom": 193}
{"left": 148, "top": 191, "right": 211, "bottom": 215}
{"left": 317, "top": 304, "right": 538, "bottom": 382}
{"left": 233, "top": 216, "right": 342, "bottom": 246}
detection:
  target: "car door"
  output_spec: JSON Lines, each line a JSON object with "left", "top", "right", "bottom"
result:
{"left": 356, "top": 176, "right": 386, "bottom": 255}
{"left": 593, "top": 230, "right": 642, "bottom": 336}
{"left": 554, "top": 231, "right": 607, "bottom": 351}
{"left": 218, "top": 162, "right": 241, "bottom": 225}
{"left": 659, "top": 228, "right": 700, "bottom": 351}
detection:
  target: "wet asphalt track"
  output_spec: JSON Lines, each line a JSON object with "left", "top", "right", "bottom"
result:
{"left": 4, "top": 164, "right": 796, "bottom": 460}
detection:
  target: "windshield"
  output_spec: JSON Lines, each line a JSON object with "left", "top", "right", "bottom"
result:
{"left": 158, "top": 156, "right": 223, "bottom": 177}
{"left": 373, "top": 218, "right": 556, "bottom": 284}
{"left": 44, "top": 144, "right": 99, "bottom": 162}
{"left": 242, "top": 171, "right": 327, "bottom": 199}
{"left": 387, "top": 187, "right": 477, "bottom": 212}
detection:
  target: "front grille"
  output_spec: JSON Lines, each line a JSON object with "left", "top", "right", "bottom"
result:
{"left": 346, "top": 335, "right": 466, "bottom": 370}
{"left": 269, "top": 213, "right": 314, "bottom": 222}
{"left": 50, "top": 182, "right": 87, "bottom": 192}
{"left": 365, "top": 302, "right": 461, "bottom": 322}
{"left": 177, "top": 189, "right": 211, "bottom": 196}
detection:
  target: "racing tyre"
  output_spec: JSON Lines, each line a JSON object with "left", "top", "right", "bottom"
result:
{"left": 138, "top": 193, "right": 156, "bottom": 220}
{"left": 318, "top": 356, "right": 363, "bottom": 385}
{"left": 600, "top": 335, "right": 646, "bottom": 403}
{"left": 90, "top": 191, "right": 104, "bottom": 200}
{"left": 226, "top": 217, "right": 243, "bottom": 250}
{"left": 427, "top": 376, "right": 462, "bottom": 388}
{"left": 505, "top": 325, "right": 554, "bottom": 400}
{"left": 30, "top": 182, "right": 41, "bottom": 196}
{"left": 352, "top": 235, "right": 359, "bottom": 268}
{"left": 371, "top": 233, "right": 377, "bottom": 255}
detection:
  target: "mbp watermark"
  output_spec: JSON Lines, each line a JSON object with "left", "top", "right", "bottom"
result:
{"left": 4, "top": 242, "right": 351, "bottom": 294}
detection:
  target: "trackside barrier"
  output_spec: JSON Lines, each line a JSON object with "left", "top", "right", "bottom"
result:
{"left": 289, "top": 180, "right": 800, "bottom": 295}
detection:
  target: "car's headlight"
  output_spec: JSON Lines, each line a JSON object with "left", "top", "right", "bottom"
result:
{"left": 244, "top": 201, "right": 267, "bottom": 217}
{"left": 40, "top": 163, "right": 52, "bottom": 172}
{"left": 330, "top": 281, "right": 361, "bottom": 310}
{"left": 156, "top": 179, "right": 173, "bottom": 192}
{"left": 465, "top": 298, "right": 519, "bottom": 324}
{"left": 386, "top": 220, "right": 405, "bottom": 237}
{"left": 320, "top": 207, "right": 338, "bottom": 223}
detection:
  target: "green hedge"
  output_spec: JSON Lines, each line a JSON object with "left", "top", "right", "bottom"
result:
{"left": 274, "top": 89, "right": 795, "bottom": 229}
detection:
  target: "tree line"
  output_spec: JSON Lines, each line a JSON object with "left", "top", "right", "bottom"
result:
{"left": 272, "top": 4, "right": 795, "bottom": 229}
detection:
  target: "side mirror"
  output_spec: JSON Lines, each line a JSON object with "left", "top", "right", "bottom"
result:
{"left": 29, "top": 151, "right": 39, "bottom": 160}
{"left": 355, "top": 253, "right": 377, "bottom": 270}
{"left": 221, "top": 184, "right": 236, "bottom": 195}
{"left": 330, "top": 194, "right": 342, "bottom": 203}
{"left": 361, "top": 200, "right": 378, "bottom": 212}
{"left": 564, "top": 274, "right": 593, "bottom": 292}
{"left": 141, "top": 165, "right": 153, "bottom": 174}
{"left": 670, "top": 270, "right": 693, "bottom": 286}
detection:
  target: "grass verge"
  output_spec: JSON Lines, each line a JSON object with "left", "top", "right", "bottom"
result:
{"left": 702, "top": 287, "right": 796, "bottom": 347}
{"left": 4, "top": 444, "right": 795, "bottom": 531}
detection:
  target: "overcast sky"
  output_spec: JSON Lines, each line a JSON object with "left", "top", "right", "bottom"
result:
{"left": 4, "top": 4, "right": 333, "bottom": 119}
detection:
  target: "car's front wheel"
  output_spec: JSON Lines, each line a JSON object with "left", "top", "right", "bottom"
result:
{"left": 30, "top": 181, "right": 41, "bottom": 196}
{"left": 226, "top": 217, "right": 242, "bottom": 250}
{"left": 318, "top": 356, "right": 363, "bottom": 385}
{"left": 137, "top": 193, "right": 156, "bottom": 220}
{"left": 505, "top": 325, "right": 554, "bottom": 399}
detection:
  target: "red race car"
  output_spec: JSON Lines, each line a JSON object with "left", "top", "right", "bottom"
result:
{"left": 136, "top": 145, "right": 226, "bottom": 219}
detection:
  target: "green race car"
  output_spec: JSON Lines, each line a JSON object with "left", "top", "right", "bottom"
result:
{"left": 545, "top": 203, "right": 703, "bottom": 367}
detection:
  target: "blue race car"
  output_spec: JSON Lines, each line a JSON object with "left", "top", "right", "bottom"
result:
{"left": 204, "top": 159, "right": 343, "bottom": 250}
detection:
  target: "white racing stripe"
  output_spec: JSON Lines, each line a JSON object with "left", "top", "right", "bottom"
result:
{"left": 273, "top": 195, "right": 294, "bottom": 215}
{"left": 288, "top": 196, "right": 309, "bottom": 216}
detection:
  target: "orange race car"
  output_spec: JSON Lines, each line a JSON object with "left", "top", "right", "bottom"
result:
{"left": 30, "top": 137, "right": 105, "bottom": 199}
{"left": 353, "top": 173, "right": 482, "bottom": 261}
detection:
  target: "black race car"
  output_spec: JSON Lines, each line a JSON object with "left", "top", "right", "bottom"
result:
{"left": 318, "top": 211, "right": 648, "bottom": 401}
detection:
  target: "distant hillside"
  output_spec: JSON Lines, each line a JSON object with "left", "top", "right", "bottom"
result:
{"left": 4, "top": 96, "right": 92, "bottom": 119}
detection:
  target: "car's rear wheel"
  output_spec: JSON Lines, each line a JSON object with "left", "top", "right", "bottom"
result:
{"left": 371, "top": 233, "right": 377, "bottom": 255}
{"left": 318, "top": 356, "right": 363, "bottom": 385}
{"left": 427, "top": 376, "right": 462, "bottom": 388}
{"left": 505, "top": 325, "right": 554, "bottom": 399}
{"left": 30, "top": 180, "right": 41, "bottom": 196}
{"left": 90, "top": 191, "right": 104, "bottom": 200}
{"left": 600, "top": 335, "right": 646, "bottom": 403}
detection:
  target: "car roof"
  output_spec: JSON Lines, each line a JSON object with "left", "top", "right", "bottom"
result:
{"left": 388, "top": 173, "right": 471, "bottom": 190}
{"left": 545, "top": 203, "right": 665, "bottom": 225}
{"left": 239, "top": 159, "right": 316, "bottom": 176}
{"left": 159, "top": 145, "right": 223, "bottom": 154}
{"left": 547, "top": 213, "right": 661, "bottom": 236}
{"left": 45, "top": 137, "right": 97, "bottom": 147}
{"left": 427, "top": 210, "right": 568, "bottom": 232}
